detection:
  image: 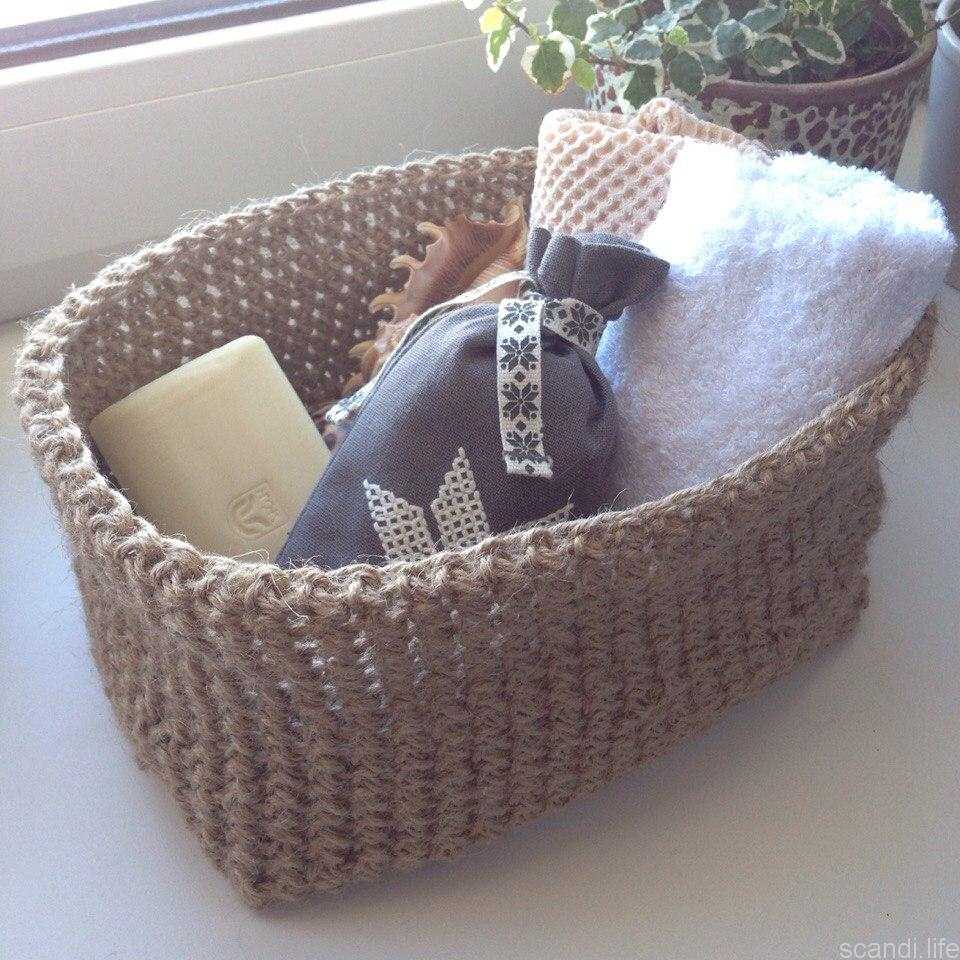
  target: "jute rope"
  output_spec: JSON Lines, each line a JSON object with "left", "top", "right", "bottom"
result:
{"left": 13, "top": 146, "right": 935, "bottom": 906}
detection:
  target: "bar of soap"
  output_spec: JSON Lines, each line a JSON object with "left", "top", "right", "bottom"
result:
{"left": 90, "top": 335, "right": 329, "bottom": 560}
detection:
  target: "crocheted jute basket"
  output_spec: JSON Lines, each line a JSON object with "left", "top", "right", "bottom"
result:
{"left": 14, "top": 147, "right": 935, "bottom": 907}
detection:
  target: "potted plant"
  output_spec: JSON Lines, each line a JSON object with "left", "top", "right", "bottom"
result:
{"left": 462, "top": 0, "right": 945, "bottom": 174}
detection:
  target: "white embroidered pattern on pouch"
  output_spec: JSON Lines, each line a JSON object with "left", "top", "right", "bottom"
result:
{"left": 363, "top": 447, "right": 573, "bottom": 561}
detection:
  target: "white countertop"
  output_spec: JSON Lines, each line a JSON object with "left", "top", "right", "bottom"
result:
{"left": 2, "top": 118, "right": 958, "bottom": 959}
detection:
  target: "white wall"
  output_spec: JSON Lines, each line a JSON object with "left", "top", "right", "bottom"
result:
{"left": 0, "top": 0, "right": 579, "bottom": 323}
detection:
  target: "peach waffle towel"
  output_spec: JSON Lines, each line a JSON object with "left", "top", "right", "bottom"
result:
{"left": 530, "top": 97, "right": 762, "bottom": 239}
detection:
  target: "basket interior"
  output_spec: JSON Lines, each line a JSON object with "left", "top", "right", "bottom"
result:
{"left": 61, "top": 151, "right": 536, "bottom": 434}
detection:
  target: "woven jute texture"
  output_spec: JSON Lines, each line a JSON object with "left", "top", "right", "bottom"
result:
{"left": 14, "top": 147, "right": 935, "bottom": 907}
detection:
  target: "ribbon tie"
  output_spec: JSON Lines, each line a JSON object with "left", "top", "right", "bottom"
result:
{"left": 496, "top": 279, "right": 606, "bottom": 479}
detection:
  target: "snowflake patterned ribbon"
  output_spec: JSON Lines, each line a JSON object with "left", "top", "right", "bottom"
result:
{"left": 496, "top": 281, "right": 606, "bottom": 479}
{"left": 325, "top": 269, "right": 608, "bottom": 483}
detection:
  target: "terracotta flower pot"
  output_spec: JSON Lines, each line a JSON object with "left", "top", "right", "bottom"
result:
{"left": 588, "top": 30, "right": 936, "bottom": 176}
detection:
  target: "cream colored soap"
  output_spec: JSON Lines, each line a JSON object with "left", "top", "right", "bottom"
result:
{"left": 90, "top": 335, "right": 329, "bottom": 560}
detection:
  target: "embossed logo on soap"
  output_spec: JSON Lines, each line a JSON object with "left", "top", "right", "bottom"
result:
{"left": 229, "top": 482, "right": 283, "bottom": 538}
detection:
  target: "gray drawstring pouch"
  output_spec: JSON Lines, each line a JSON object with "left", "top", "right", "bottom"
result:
{"left": 277, "top": 228, "right": 669, "bottom": 569}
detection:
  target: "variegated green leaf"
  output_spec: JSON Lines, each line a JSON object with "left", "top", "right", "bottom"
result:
{"left": 585, "top": 11, "right": 627, "bottom": 46}
{"left": 747, "top": 33, "right": 800, "bottom": 73}
{"left": 666, "top": 25, "right": 690, "bottom": 46}
{"left": 486, "top": 7, "right": 525, "bottom": 71}
{"left": 699, "top": 50, "right": 732, "bottom": 76}
{"left": 547, "top": 30, "right": 577, "bottom": 65}
{"left": 887, "top": 0, "right": 926, "bottom": 38}
{"left": 667, "top": 48, "right": 707, "bottom": 93}
{"left": 570, "top": 57, "right": 597, "bottom": 89}
{"left": 548, "top": 0, "right": 597, "bottom": 39}
{"left": 623, "top": 34, "right": 663, "bottom": 61}
{"left": 521, "top": 35, "right": 574, "bottom": 91}
{"left": 795, "top": 24, "right": 845, "bottom": 63}
{"left": 835, "top": 0, "right": 873, "bottom": 46}
{"left": 664, "top": 0, "right": 704, "bottom": 15}
{"left": 697, "top": 0, "right": 730, "bottom": 28}
{"left": 682, "top": 18, "right": 714, "bottom": 44}
{"left": 646, "top": 8, "right": 681, "bottom": 31}
{"left": 712, "top": 18, "right": 754, "bottom": 57}
{"left": 809, "top": 0, "right": 837, "bottom": 18}
{"left": 615, "top": 62, "right": 664, "bottom": 110}
{"left": 613, "top": 1, "right": 643, "bottom": 28}
{"left": 741, "top": 3, "right": 788, "bottom": 32}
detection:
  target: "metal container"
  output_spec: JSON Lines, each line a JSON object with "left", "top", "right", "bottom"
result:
{"left": 922, "top": 0, "right": 960, "bottom": 288}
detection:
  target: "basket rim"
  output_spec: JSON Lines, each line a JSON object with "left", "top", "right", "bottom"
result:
{"left": 13, "top": 146, "right": 937, "bottom": 640}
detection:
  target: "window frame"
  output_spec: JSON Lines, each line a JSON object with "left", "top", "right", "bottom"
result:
{"left": 0, "top": 0, "right": 366, "bottom": 68}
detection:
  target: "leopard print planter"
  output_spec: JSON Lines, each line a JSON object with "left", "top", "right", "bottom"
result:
{"left": 588, "top": 33, "right": 935, "bottom": 177}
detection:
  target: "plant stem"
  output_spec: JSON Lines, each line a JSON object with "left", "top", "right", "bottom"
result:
{"left": 494, "top": 2, "right": 535, "bottom": 40}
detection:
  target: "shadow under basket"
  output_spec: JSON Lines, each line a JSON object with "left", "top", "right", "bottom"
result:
{"left": 14, "top": 147, "right": 936, "bottom": 907}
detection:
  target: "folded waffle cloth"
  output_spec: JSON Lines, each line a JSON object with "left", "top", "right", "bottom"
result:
{"left": 595, "top": 137, "right": 956, "bottom": 505}
{"left": 277, "top": 228, "right": 668, "bottom": 569}
{"left": 530, "top": 97, "right": 763, "bottom": 239}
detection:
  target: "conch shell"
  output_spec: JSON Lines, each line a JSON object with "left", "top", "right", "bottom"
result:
{"left": 345, "top": 201, "right": 528, "bottom": 394}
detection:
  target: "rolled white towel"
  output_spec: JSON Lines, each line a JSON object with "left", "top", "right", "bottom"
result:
{"left": 597, "top": 139, "right": 955, "bottom": 506}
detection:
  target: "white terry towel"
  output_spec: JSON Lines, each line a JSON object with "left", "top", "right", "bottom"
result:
{"left": 597, "top": 139, "right": 955, "bottom": 507}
